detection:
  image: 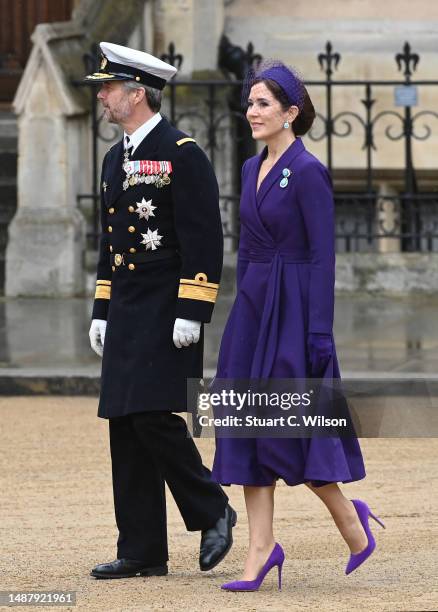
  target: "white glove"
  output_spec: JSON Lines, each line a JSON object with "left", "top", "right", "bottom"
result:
{"left": 89, "top": 319, "right": 107, "bottom": 357}
{"left": 173, "top": 318, "right": 201, "bottom": 348}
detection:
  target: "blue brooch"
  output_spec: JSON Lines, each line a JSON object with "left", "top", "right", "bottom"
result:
{"left": 280, "top": 168, "right": 291, "bottom": 188}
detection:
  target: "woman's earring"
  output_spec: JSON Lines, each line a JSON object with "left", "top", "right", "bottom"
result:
{"left": 283, "top": 121, "right": 290, "bottom": 129}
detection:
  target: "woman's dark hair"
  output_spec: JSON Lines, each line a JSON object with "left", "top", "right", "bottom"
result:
{"left": 252, "top": 77, "right": 315, "bottom": 136}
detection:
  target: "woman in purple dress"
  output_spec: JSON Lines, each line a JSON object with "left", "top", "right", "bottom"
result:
{"left": 211, "top": 62, "right": 385, "bottom": 592}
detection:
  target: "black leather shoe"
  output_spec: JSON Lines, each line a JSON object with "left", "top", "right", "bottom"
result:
{"left": 199, "top": 505, "right": 237, "bottom": 571}
{"left": 90, "top": 558, "right": 168, "bottom": 579}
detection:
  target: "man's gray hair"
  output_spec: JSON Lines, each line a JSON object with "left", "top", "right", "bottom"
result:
{"left": 123, "top": 81, "right": 162, "bottom": 112}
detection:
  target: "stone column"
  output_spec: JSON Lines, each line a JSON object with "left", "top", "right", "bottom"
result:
{"left": 6, "top": 23, "right": 88, "bottom": 297}
{"left": 153, "top": 0, "right": 224, "bottom": 75}
{"left": 376, "top": 182, "right": 401, "bottom": 253}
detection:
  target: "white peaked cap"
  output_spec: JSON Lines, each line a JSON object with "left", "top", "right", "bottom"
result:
{"left": 83, "top": 41, "right": 177, "bottom": 89}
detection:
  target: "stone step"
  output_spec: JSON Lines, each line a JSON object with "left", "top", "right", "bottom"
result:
{"left": 0, "top": 113, "right": 17, "bottom": 133}
{"left": 0, "top": 115, "right": 17, "bottom": 153}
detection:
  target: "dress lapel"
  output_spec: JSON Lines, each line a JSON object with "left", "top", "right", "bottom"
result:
{"left": 243, "top": 155, "right": 275, "bottom": 243}
{"left": 256, "top": 137, "right": 305, "bottom": 208}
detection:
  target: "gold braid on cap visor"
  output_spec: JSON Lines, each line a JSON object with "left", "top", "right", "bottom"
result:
{"left": 85, "top": 73, "right": 116, "bottom": 80}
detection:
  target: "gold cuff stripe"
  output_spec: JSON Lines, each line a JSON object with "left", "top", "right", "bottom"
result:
{"left": 96, "top": 279, "right": 112, "bottom": 286}
{"left": 176, "top": 137, "right": 196, "bottom": 146}
{"left": 180, "top": 278, "right": 219, "bottom": 289}
{"left": 178, "top": 285, "right": 217, "bottom": 303}
{"left": 95, "top": 286, "right": 111, "bottom": 300}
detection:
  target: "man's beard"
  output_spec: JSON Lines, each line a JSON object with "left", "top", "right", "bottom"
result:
{"left": 102, "top": 99, "right": 131, "bottom": 124}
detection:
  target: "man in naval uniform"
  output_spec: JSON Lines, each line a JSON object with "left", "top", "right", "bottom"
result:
{"left": 84, "top": 42, "right": 235, "bottom": 579}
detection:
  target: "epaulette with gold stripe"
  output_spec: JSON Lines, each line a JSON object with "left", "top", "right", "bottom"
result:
{"left": 95, "top": 279, "right": 111, "bottom": 300}
{"left": 178, "top": 273, "right": 219, "bottom": 303}
{"left": 176, "top": 137, "right": 196, "bottom": 146}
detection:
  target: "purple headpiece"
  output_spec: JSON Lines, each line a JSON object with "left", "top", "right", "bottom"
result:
{"left": 242, "top": 60, "right": 306, "bottom": 110}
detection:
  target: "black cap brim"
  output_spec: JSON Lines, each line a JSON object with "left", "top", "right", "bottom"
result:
{"left": 83, "top": 60, "right": 167, "bottom": 90}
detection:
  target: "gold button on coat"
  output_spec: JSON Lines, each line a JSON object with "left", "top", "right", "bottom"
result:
{"left": 128, "top": 263, "right": 135, "bottom": 270}
{"left": 108, "top": 226, "right": 112, "bottom": 232}
{"left": 129, "top": 248, "right": 136, "bottom": 253}
{"left": 128, "top": 206, "right": 135, "bottom": 213}
{"left": 109, "top": 207, "right": 115, "bottom": 214}
{"left": 111, "top": 265, "right": 115, "bottom": 272}
{"left": 109, "top": 245, "right": 113, "bottom": 252}
{"left": 128, "top": 225, "right": 135, "bottom": 233}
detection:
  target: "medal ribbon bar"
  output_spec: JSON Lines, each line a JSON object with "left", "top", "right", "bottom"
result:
{"left": 124, "top": 160, "right": 173, "bottom": 176}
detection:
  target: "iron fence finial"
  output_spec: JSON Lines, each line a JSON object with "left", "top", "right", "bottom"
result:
{"left": 161, "top": 42, "right": 183, "bottom": 71}
{"left": 395, "top": 41, "right": 419, "bottom": 82}
{"left": 318, "top": 41, "right": 341, "bottom": 80}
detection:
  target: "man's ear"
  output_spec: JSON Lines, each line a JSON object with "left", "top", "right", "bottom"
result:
{"left": 136, "top": 87, "right": 147, "bottom": 106}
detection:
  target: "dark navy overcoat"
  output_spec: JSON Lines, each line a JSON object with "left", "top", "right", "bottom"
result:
{"left": 92, "top": 117, "right": 223, "bottom": 418}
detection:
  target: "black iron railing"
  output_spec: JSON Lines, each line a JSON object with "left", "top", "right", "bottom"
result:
{"left": 74, "top": 40, "right": 438, "bottom": 253}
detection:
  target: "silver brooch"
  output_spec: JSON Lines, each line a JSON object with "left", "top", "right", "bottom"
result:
{"left": 280, "top": 168, "right": 291, "bottom": 188}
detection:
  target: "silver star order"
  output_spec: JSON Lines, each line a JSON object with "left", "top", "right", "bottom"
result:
{"left": 135, "top": 197, "right": 156, "bottom": 220}
{"left": 140, "top": 228, "right": 163, "bottom": 251}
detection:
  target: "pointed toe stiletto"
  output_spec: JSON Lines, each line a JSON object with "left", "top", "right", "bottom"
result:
{"left": 345, "top": 499, "right": 386, "bottom": 575}
{"left": 221, "top": 542, "right": 285, "bottom": 592}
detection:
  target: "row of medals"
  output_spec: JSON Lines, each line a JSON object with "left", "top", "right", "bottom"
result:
{"left": 123, "top": 172, "right": 171, "bottom": 190}
{"left": 123, "top": 152, "right": 171, "bottom": 191}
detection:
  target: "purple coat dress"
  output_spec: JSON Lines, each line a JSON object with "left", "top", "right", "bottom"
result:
{"left": 211, "top": 137, "right": 366, "bottom": 487}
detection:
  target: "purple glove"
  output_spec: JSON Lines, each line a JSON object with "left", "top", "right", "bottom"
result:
{"left": 307, "top": 333, "right": 333, "bottom": 377}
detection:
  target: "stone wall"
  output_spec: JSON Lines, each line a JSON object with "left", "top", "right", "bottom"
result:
{"left": 335, "top": 252, "right": 438, "bottom": 293}
{"left": 219, "top": 252, "right": 438, "bottom": 297}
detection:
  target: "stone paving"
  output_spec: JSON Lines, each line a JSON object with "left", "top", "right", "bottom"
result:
{"left": 1, "top": 397, "right": 437, "bottom": 612}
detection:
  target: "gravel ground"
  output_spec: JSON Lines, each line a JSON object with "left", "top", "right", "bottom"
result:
{"left": 0, "top": 397, "right": 437, "bottom": 612}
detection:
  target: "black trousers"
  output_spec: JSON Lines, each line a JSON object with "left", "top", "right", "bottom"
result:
{"left": 109, "top": 411, "right": 228, "bottom": 564}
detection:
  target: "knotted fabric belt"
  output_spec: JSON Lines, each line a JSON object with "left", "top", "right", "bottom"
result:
{"left": 245, "top": 247, "right": 312, "bottom": 263}
{"left": 245, "top": 247, "right": 311, "bottom": 378}
{"left": 110, "top": 248, "right": 179, "bottom": 267}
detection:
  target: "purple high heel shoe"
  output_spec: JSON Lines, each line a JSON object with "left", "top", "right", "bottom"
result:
{"left": 221, "top": 542, "right": 285, "bottom": 592}
{"left": 345, "top": 499, "right": 386, "bottom": 575}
